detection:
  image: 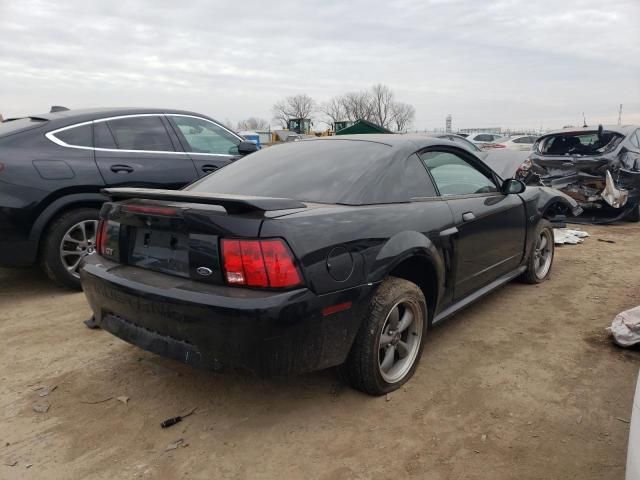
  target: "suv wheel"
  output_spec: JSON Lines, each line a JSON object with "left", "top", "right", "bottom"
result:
{"left": 520, "top": 219, "right": 554, "bottom": 284}
{"left": 40, "top": 208, "right": 100, "bottom": 290}
{"left": 342, "top": 277, "right": 427, "bottom": 396}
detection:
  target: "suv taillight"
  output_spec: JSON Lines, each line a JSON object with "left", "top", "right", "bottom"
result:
{"left": 96, "top": 219, "right": 108, "bottom": 255}
{"left": 221, "top": 238, "right": 302, "bottom": 288}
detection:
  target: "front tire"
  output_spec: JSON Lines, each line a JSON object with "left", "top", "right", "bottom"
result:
{"left": 520, "top": 219, "right": 555, "bottom": 284}
{"left": 40, "top": 208, "right": 100, "bottom": 290}
{"left": 343, "top": 277, "right": 427, "bottom": 396}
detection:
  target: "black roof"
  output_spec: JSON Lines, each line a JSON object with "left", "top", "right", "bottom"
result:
{"left": 11, "top": 107, "right": 226, "bottom": 129}
{"left": 32, "top": 107, "right": 206, "bottom": 121}
{"left": 543, "top": 124, "right": 638, "bottom": 137}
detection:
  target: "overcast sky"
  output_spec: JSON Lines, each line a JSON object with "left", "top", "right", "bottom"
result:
{"left": 1, "top": 0, "right": 639, "bottom": 131}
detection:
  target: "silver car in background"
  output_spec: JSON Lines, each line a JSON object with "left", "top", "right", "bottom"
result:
{"left": 494, "top": 135, "right": 539, "bottom": 151}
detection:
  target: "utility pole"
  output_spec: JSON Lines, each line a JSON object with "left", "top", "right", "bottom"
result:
{"left": 618, "top": 104, "right": 623, "bottom": 125}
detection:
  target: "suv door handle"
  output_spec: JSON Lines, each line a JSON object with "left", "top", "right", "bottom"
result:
{"left": 201, "top": 164, "right": 219, "bottom": 173}
{"left": 110, "top": 164, "right": 134, "bottom": 173}
{"left": 462, "top": 212, "right": 476, "bottom": 222}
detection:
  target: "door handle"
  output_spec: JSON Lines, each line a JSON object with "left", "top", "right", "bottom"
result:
{"left": 201, "top": 164, "right": 219, "bottom": 173}
{"left": 110, "top": 164, "right": 134, "bottom": 174}
{"left": 462, "top": 212, "right": 476, "bottom": 222}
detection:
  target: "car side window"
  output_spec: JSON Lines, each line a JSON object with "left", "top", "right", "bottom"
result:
{"left": 419, "top": 150, "right": 498, "bottom": 196}
{"left": 513, "top": 137, "right": 525, "bottom": 143}
{"left": 94, "top": 122, "right": 117, "bottom": 149}
{"left": 52, "top": 124, "right": 93, "bottom": 147}
{"left": 169, "top": 115, "right": 240, "bottom": 155}
{"left": 631, "top": 130, "right": 640, "bottom": 149}
{"left": 474, "top": 134, "right": 491, "bottom": 142}
{"left": 405, "top": 154, "right": 437, "bottom": 198}
{"left": 106, "top": 116, "right": 175, "bottom": 152}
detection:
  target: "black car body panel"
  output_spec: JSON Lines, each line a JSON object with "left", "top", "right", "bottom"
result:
{"left": 81, "top": 135, "right": 579, "bottom": 376}
{"left": 525, "top": 125, "right": 640, "bottom": 222}
{"left": 0, "top": 107, "right": 246, "bottom": 268}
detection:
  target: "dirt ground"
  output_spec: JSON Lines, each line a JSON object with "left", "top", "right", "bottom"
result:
{"left": 1, "top": 224, "right": 639, "bottom": 480}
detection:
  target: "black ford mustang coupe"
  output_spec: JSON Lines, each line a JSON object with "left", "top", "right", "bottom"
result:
{"left": 81, "top": 135, "right": 580, "bottom": 395}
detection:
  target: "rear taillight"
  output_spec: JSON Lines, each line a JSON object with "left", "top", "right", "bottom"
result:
{"left": 221, "top": 238, "right": 302, "bottom": 289}
{"left": 486, "top": 143, "right": 506, "bottom": 149}
{"left": 96, "top": 219, "right": 108, "bottom": 255}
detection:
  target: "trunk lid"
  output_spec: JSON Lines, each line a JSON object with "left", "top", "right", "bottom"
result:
{"left": 99, "top": 188, "right": 307, "bottom": 284}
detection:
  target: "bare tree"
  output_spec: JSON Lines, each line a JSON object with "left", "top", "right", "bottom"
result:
{"left": 271, "top": 100, "right": 290, "bottom": 128}
{"left": 271, "top": 94, "right": 316, "bottom": 128}
{"left": 237, "top": 117, "right": 269, "bottom": 131}
{"left": 319, "top": 96, "right": 346, "bottom": 128}
{"left": 341, "top": 91, "right": 374, "bottom": 122}
{"left": 370, "top": 84, "right": 395, "bottom": 128}
{"left": 391, "top": 102, "right": 415, "bottom": 132}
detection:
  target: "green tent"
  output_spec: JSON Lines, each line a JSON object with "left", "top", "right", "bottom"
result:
{"left": 335, "top": 119, "right": 393, "bottom": 135}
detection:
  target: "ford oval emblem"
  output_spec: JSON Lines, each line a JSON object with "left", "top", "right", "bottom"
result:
{"left": 196, "top": 266, "right": 213, "bottom": 277}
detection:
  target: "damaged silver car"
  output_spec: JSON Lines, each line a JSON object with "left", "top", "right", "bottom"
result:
{"left": 519, "top": 125, "right": 640, "bottom": 223}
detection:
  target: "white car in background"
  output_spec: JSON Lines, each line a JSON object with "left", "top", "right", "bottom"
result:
{"left": 494, "top": 135, "right": 539, "bottom": 151}
{"left": 628, "top": 369, "right": 640, "bottom": 480}
{"left": 465, "top": 132, "right": 504, "bottom": 148}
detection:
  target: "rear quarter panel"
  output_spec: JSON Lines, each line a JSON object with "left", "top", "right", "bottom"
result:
{"left": 259, "top": 202, "right": 453, "bottom": 296}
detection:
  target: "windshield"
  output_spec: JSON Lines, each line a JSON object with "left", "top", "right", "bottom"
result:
{"left": 187, "top": 139, "right": 394, "bottom": 204}
{"left": 537, "top": 131, "right": 624, "bottom": 156}
{"left": 0, "top": 117, "right": 48, "bottom": 137}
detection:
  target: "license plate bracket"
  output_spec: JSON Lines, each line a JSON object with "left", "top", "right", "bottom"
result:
{"left": 129, "top": 228, "right": 190, "bottom": 277}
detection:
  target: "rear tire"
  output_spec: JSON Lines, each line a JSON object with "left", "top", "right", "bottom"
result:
{"left": 40, "top": 208, "right": 100, "bottom": 290}
{"left": 342, "top": 277, "right": 427, "bottom": 396}
{"left": 520, "top": 219, "right": 555, "bottom": 284}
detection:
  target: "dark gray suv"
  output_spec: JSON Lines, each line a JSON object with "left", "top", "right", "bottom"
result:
{"left": 0, "top": 107, "right": 257, "bottom": 288}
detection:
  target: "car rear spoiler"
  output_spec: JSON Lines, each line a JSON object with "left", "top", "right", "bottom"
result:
{"left": 102, "top": 188, "right": 307, "bottom": 214}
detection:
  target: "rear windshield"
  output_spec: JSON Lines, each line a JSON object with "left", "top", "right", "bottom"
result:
{"left": 0, "top": 117, "right": 48, "bottom": 138}
{"left": 537, "top": 131, "right": 624, "bottom": 156}
{"left": 187, "top": 139, "right": 394, "bottom": 204}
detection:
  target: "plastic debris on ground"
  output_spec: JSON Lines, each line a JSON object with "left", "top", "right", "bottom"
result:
{"left": 607, "top": 306, "right": 640, "bottom": 347}
{"left": 553, "top": 228, "right": 590, "bottom": 245}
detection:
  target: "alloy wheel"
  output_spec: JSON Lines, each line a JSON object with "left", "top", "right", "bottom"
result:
{"left": 533, "top": 229, "right": 553, "bottom": 279}
{"left": 59, "top": 220, "right": 99, "bottom": 278}
{"left": 378, "top": 299, "right": 423, "bottom": 383}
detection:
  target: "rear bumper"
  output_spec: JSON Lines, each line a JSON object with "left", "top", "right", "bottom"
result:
{"left": 80, "top": 257, "right": 375, "bottom": 376}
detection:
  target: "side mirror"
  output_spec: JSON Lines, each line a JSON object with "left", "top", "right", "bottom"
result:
{"left": 237, "top": 140, "right": 258, "bottom": 155}
{"left": 502, "top": 178, "right": 526, "bottom": 194}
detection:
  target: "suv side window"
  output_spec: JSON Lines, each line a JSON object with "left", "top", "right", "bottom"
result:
{"left": 419, "top": 150, "right": 498, "bottom": 196}
{"left": 169, "top": 115, "right": 240, "bottom": 155}
{"left": 52, "top": 124, "right": 93, "bottom": 147}
{"left": 106, "top": 116, "right": 175, "bottom": 152}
